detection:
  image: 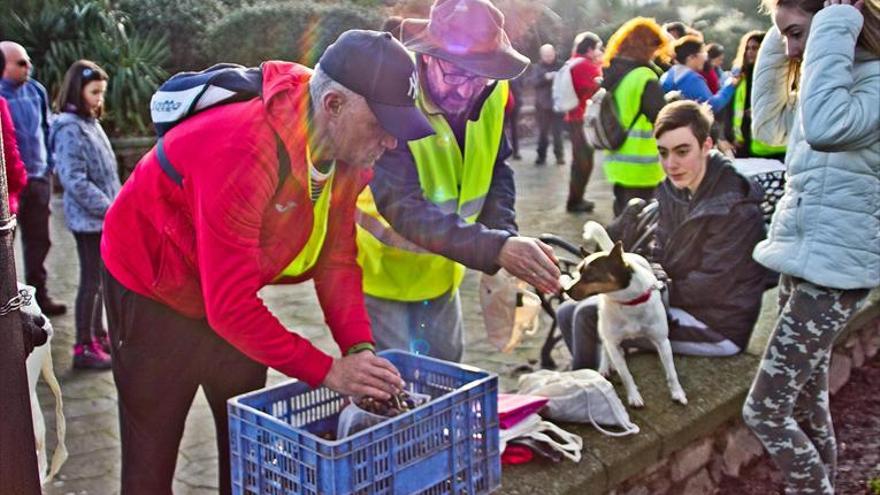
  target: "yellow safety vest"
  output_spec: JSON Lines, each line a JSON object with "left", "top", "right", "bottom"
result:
{"left": 603, "top": 67, "right": 666, "bottom": 187}
{"left": 733, "top": 79, "right": 786, "bottom": 157}
{"left": 276, "top": 170, "right": 334, "bottom": 279}
{"left": 356, "top": 81, "right": 508, "bottom": 301}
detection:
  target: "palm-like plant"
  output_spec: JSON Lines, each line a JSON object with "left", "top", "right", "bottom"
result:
{"left": 6, "top": 0, "right": 169, "bottom": 135}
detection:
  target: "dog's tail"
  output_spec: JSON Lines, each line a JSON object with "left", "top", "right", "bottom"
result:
{"left": 582, "top": 220, "right": 615, "bottom": 252}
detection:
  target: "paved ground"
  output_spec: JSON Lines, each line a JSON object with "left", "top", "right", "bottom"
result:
{"left": 22, "top": 141, "right": 615, "bottom": 494}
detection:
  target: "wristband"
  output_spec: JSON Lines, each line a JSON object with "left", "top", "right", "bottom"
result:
{"left": 346, "top": 342, "right": 376, "bottom": 355}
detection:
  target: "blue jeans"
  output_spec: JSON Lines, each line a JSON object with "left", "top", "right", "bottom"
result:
{"left": 365, "top": 291, "right": 464, "bottom": 362}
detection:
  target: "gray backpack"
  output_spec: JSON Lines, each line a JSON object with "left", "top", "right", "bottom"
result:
{"left": 584, "top": 81, "right": 641, "bottom": 150}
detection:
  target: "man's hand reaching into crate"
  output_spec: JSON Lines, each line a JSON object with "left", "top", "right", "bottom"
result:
{"left": 323, "top": 351, "right": 406, "bottom": 399}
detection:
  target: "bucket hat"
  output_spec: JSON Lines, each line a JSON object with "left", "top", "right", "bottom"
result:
{"left": 402, "top": 0, "right": 529, "bottom": 80}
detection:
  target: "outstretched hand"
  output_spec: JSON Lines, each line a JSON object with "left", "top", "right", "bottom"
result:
{"left": 496, "top": 236, "right": 562, "bottom": 294}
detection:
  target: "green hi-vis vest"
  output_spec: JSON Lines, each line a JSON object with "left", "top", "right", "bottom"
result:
{"left": 733, "top": 79, "right": 786, "bottom": 157}
{"left": 276, "top": 172, "right": 335, "bottom": 279}
{"left": 603, "top": 67, "right": 666, "bottom": 187}
{"left": 356, "top": 82, "right": 509, "bottom": 302}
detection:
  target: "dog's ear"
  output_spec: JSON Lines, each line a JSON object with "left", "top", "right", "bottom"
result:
{"left": 610, "top": 241, "right": 625, "bottom": 261}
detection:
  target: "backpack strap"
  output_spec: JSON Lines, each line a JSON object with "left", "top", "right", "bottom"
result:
{"left": 156, "top": 134, "right": 291, "bottom": 190}
{"left": 606, "top": 66, "right": 653, "bottom": 134}
{"left": 155, "top": 137, "right": 183, "bottom": 187}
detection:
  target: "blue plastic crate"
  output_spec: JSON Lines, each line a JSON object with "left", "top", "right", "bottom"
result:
{"left": 228, "top": 350, "right": 500, "bottom": 495}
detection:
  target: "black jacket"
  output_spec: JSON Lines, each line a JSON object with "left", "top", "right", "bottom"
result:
{"left": 602, "top": 57, "right": 666, "bottom": 124}
{"left": 528, "top": 60, "right": 563, "bottom": 110}
{"left": 655, "top": 151, "right": 769, "bottom": 348}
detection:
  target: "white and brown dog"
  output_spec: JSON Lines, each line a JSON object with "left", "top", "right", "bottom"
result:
{"left": 20, "top": 284, "right": 67, "bottom": 484}
{"left": 562, "top": 221, "right": 687, "bottom": 407}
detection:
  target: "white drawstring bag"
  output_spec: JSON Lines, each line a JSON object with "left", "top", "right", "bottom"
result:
{"left": 479, "top": 269, "right": 541, "bottom": 353}
{"left": 500, "top": 413, "right": 583, "bottom": 463}
{"left": 517, "top": 369, "right": 640, "bottom": 437}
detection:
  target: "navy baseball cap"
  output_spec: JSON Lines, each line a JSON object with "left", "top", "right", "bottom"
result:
{"left": 319, "top": 30, "right": 434, "bottom": 141}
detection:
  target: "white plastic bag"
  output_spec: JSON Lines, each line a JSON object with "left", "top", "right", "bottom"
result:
{"left": 500, "top": 413, "right": 583, "bottom": 463}
{"left": 479, "top": 269, "right": 541, "bottom": 353}
{"left": 336, "top": 391, "right": 430, "bottom": 439}
{"left": 518, "top": 369, "right": 639, "bottom": 437}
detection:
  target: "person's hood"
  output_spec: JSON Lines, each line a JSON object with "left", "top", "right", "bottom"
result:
{"left": 663, "top": 64, "right": 694, "bottom": 86}
{"left": 51, "top": 111, "right": 90, "bottom": 128}
{"left": 259, "top": 61, "right": 373, "bottom": 191}
{"left": 260, "top": 61, "right": 313, "bottom": 147}
{"left": 50, "top": 111, "right": 94, "bottom": 143}
{"left": 602, "top": 57, "right": 658, "bottom": 89}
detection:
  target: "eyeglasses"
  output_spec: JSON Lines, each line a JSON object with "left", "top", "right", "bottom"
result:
{"left": 434, "top": 58, "right": 490, "bottom": 87}
{"left": 15, "top": 59, "right": 31, "bottom": 68}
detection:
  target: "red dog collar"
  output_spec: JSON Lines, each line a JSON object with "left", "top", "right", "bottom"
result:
{"left": 621, "top": 289, "right": 654, "bottom": 306}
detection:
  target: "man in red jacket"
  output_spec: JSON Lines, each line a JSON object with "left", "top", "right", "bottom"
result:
{"left": 564, "top": 31, "right": 604, "bottom": 213}
{"left": 101, "top": 31, "right": 434, "bottom": 495}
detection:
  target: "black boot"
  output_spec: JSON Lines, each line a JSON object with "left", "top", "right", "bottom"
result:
{"left": 566, "top": 199, "right": 595, "bottom": 213}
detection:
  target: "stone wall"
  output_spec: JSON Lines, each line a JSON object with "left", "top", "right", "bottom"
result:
{"left": 610, "top": 318, "right": 880, "bottom": 495}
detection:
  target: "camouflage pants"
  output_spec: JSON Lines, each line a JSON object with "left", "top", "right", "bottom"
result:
{"left": 743, "top": 275, "right": 869, "bottom": 494}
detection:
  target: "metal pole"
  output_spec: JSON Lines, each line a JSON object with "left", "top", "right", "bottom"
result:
{"left": 0, "top": 104, "right": 42, "bottom": 492}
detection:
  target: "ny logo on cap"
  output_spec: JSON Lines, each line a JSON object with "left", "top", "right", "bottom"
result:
{"left": 407, "top": 71, "right": 419, "bottom": 100}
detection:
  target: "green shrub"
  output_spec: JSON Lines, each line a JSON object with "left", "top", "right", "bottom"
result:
{"left": 5, "top": 0, "right": 169, "bottom": 136}
{"left": 118, "top": 0, "right": 245, "bottom": 72}
{"left": 204, "top": 1, "right": 382, "bottom": 68}
{"left": 42, "top": 31, "right": 169, "bottom": 136}
{"left": 869, "top": 477, "right": 880, "bottom": 495}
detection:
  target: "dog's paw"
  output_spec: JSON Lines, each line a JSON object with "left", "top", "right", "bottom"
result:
{"left": 627, "top": 392, "right": 645, "bottom": 408}
{"left": 671, "top": 388, "right": 688, "bottom": 406}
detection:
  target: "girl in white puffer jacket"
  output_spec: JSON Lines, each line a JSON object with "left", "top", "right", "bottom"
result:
{"left": 742, "top": 0, "right": 880, "bottom": 494}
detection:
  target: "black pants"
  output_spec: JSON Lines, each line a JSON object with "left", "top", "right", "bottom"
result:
{"left": 74, "top": 232, "right": 105, "bottom": 345}
{"left": 612, "top": 184, "right": 656, "bottom": 217}
{"left": 536, "top": 108, "right": 563, "bottom": 162}
{"left": 103, "top": 269, "right": 267, "bottom": 495}
{"left": 567, "top": 121, "right": 595, "bottom": 204}
{"left": 18, "top": 176, "right": 52, "bottom": 296}
{"left": 507, "top": 103, "right": 521, "bottom": 155}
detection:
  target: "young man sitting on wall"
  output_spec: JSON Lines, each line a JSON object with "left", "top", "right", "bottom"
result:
{"left": 558, "top": 100, "right": 770, "bottom": 369}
